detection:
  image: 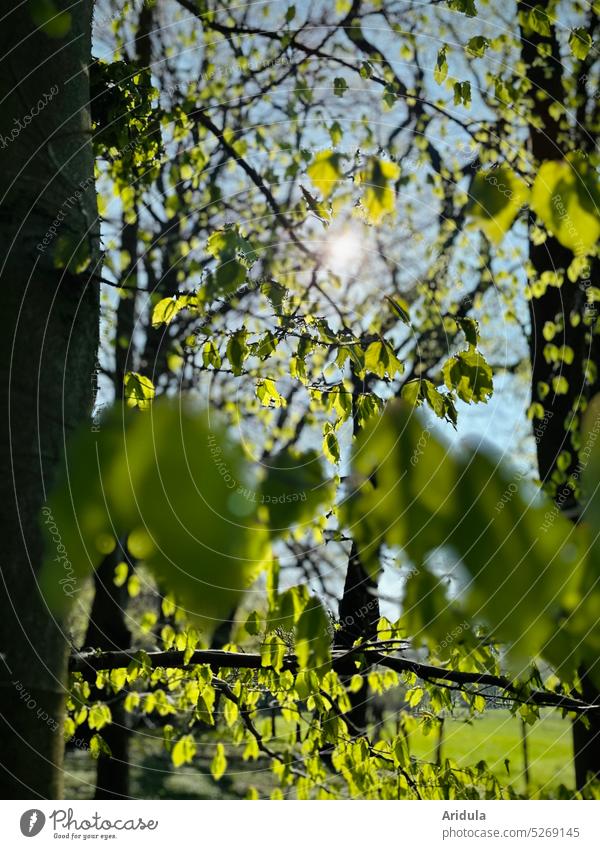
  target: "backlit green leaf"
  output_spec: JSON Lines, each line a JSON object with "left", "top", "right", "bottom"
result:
{"left": 531, "top": 156, "right": 600, "bottom": 254}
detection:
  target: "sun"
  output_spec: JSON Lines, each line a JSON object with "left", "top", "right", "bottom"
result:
{"left": 322, "top": 227, "right": 364, "bottom": 275}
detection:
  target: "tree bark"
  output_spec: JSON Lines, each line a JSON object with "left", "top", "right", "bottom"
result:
{"left": 334, "top": 366, "right": 381, "bottom": 734}
{"left": 0, "top": 1, "right": 99, "bottom": 798}
{"left": 518, "top": 0, "right": 600, "bottom": 791}
{"left": 80, "top": 1, "right": 155, "bottom": 799}
{"left": 83, "top": 542, "right": 132, "bottom": 799}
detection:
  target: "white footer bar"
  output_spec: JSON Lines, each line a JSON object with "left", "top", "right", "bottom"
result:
{"left": 1, "top": 799, "right": 598, "bottom": 848}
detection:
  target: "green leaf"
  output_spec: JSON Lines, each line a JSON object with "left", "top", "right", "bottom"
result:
{"left": 526, "top": 4, "right": 553, "bottom": 36}
{"left": 569, "top": 28, "right": 592, "bottom": 60}
{"left": 385, "top": 295, "right": 410, "bottom": 324}
{"left": 261, "top": 633, "right": 287, "bottom": 671}
{"left": 322, "top": 422, "right": 340, "bottom": 465}
{"left": 256, "top": 378, "right": 286, "bottom": 408}
{"left": 447, "top": 0, "right": 477, "bottom": 16}
{"left": 422, "top": 380, "right": 446, "bottom": 417}
{"left": 202, "top": 339, "right": 222, "bottom": 369}
{"left": 466, "top": 36, "right": 489, "bottom": 58}
{"left": 206, "top": 227, "right": 257, "bottom": 267}
{"left": 205, "top": 227, "right": 257, "bottom": 298}
{"left": 226, "top": 329, "right": 249, "bottom": 375}
{"left": 401, "top": 380, "right": 422, "bottom": 407}
{"left": 307, "top": 150, "right": 343, "bottom": 198}
{"left": 109, "top": 668, "right": 127, "bottom": 692}
{"left": 467, "top": 166, "right": 529, "bottom": 243}
{"left": 253, "top": 332, "right": 279, "bottom": 361}
{"left": 152, "top": 295, "right": 196, "bottom": 329}
{"left": 210, "top": 743, "right": 227, "bottom": 780}
{"left": 342, "top": 401, "right": 585, "bottom": 664}
{"left": 434, "top": 46, "right": 448, "bottom": 85}
{"left": 333, "top": 77, "right": 348, "bottom": 96}
{"left": 328, "top": 120, "right": 343, "bottom": 146}
{"left": 39, "top": 401, "right": 270, "bottom": 635}
{"left": 113, "top": 561, "right": 128, "bottom": 587}
{"left": 457, "top": 317, "right": 479, "bottom": 347}
{"left": 453, "top": 81, "right": 471, "bottom": 108}
{"left": 172, "top": 734, "right": 196, "bottom": 768}
{"left": 89, "top": 734, "right": 112, "bottom": 760}
{"left": 224, "top": 698, "right": 239, "bottom": 727}
{"left": 88, "top": 703, "right": 112, "bottom": 731}
{"left": 245, "top": 610, "right": 261, "bottom": 636}
{"left": 207, "top": 261, "right": 246, "bottom": 297}
{"left": 300, "top": 185, "right": 332, "bottom": 225}
{"left": 531, "top": 156, "right": 600, "bottom": 254}
{"left": 123, "top": 372, "right": 155, "bottom": 410}
{"left": 30, "top": 0, "right": 72, "bottom": 38}
{"left": 359, "top": 157, "right": 400, "bottom": 224}
{"left": 442, "top": 349, "right": 493, "bottom": 403}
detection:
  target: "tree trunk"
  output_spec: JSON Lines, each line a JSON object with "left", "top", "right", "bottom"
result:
{"left": 80, "top": 2, "right": 155, "bottom": 799}
{"left": 572, "top": 670, "right": 600, "bottom": 790}
{"left": 0, "top": 1, "right": 99, "bottom": 798}
{"left": 83, "top": 541, "right": 132, "bottom": 799}
{"left": 82, "top": 210, "right": 138, "bottom": 800}
{"left": 335, "top": 367, "right": 381, "bottom": 734}
{"left": 335, "top": 543, "right": 380, "bottom": 733}
{"left": 518, "top": 1, "right": 600, "bottom": 791}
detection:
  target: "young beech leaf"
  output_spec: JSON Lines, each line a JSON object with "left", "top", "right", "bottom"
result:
{"left": 123, "top": 372, "right": 155, "bottom": 410}
{"left": 442, "top": 349, "right": 493, "bottom": 403}
{"left": 434, "top": 46, "right": 448, "bottom": 85}
{"left": 172, "top": 735, "right": 196, "bottom": 768}
{"left": 30, "top": 0, "right": 72, "bottom": 39}
{"left": 205, "top": 227, "right": 257, "bottom": 298}
{"left": 467, "top": 166, "right": 529, "bottom": 243}
{"left": 152, "top": 295, "right": 196, "bottom": 329}
{"left": 342, "top": 401, "right": 591, "bottom": 669}
{"left": 531, "top": 156, "right": 600, "bottom": 254}
{"left": 569, "top": 27, "right": 592, "bottom": 60}
{"left": 358, "top": 157, "right": 400, "bottom": 224}
{"left": 307, "top": 150, "right": 343, "bottom": 198}
{"left": 210, "top": 743, "right": 227, "bottom": 780}
{"left": 39, "top": 400, "right": 270, "bottom": 634}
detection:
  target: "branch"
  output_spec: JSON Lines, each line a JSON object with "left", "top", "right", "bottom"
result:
{"left": 69, "top": 647, "right": 598, "bottom": 714}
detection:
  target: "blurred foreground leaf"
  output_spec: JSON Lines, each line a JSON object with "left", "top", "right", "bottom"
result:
{"left": 343, "top": 401, "right": 600, "bottom": 679}
{"left": 40, "top": 401, "right": 269, "bottom": 634}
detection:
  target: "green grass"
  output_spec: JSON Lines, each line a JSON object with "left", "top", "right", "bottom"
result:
{"left": 404, "top": 709, "right": 575, "bottom": 795}
{"left": 63, "top": 709, "right": 575, "bottom": 799}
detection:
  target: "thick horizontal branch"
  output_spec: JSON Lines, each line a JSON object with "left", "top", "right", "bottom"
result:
{"left": 373, "top": 654, "right": 594, "bottom": 714}
{"left": 69, "top": 647, "right": 598, "bottom": 715}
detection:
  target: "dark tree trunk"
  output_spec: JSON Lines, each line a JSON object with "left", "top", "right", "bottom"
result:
{"left": 335, "top": 543, "right": 379, "bottom": 733}
{"left": 80, "top": 2, "right": 155, "bottom": 799}
{"left": 336, "top": 365, "right": 381, "bottom": 733}
{"left": 83, "top": 212, "right": 138, "bottom": 800}
{"left": 518, "top": 1, "right": 600, "bottom": 791}
{"left": 83, "top": 542, "right": 132, "bottom": 799}
{"left": 0, "top": 1, "right": 99, "bottom": 798}
{"left": 572, "top": 670, "right": 600, "bottom": 790}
